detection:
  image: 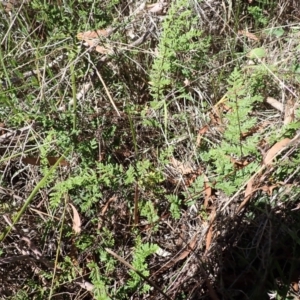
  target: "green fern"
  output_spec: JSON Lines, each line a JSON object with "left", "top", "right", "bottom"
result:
{"left": 149, "top": 0, "right": 210, "bottom": 131}
{"left": 50, "top": 162, "right": 123, "bottom": 213}
{"left": 166, "top": 194, "right": 181, "bottom": 219}
{"left": 126, "top": 236, "right": 158, "bottom": 294}
{"left": 88, "top": 261, "right": 111, "bottom": 300}
{"left": 202, "top": 68, "right": 263, "bottom": 195}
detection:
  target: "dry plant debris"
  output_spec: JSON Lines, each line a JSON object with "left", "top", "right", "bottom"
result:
{"left": 1, "top": 0, "right": 300, "bottom": 299}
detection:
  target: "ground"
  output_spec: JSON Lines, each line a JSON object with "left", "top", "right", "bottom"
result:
{"left": 1, "top": 0, "right": 300, "bottom": 299}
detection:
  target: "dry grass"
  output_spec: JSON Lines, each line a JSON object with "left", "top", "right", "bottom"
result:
{"left": 1, "top": 0, "right": 300, "bottom": 299}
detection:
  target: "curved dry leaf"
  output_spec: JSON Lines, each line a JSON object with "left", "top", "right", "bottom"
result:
{"left": 196, "top": 125, "right": 208, "bottom": 147}
{"left": 236, "top": 179, "right": 254, "bottom": 213}
{"left": 77, "top": 28, "right": 112, "bottom": 40}
{"left": 179, "top": 235, "right": 197, "bottom": 259}
{"left": 244, "top": 178, "right": 254, "bottom": 198}
{"left": 266, "top": 97, "right": 283, "bottom": 112}
{"left": 264, "top": 138, "right": 291, "bottom": 165}
{"left": 238, "top": 30, "right": 259, "bottom": 41}
{"left": 75, "top": 281, "right": 94, "bottom": 292}
{"left": 204, "top": 208, "right": 216, "bottom": 256}
{"left": 263, "top": 184, "right": 278, "bottom": 196}
{"left": 0, "top": 123, "right": 5, "bottom": 135}
{"left": 70, "top": 203, "right": 81, "bottom": 234}
{"left": 77, "top": 27, "right": 114, "bottom": 54}
{"left": 205, "top": 226, "right": 213, "bottom": 255}
{"left": 203, "top": 174, "right": 211, "bottom": 209}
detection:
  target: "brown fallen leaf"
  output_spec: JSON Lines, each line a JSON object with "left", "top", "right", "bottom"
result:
{"left": 240, "top": 126, "right": 260, "bottom": 139}
{"left": 204, "top": 207, "right": 216, "bottom": 256}
{"left": 0, "top": 123, "right": 5, "bottom": 135}
{"left": 203, "top": 174, "right": 212, "bottom": 209}
{"left": 237, "top": 193, "right": 252, "bottom": 213}
{"left": 209, "top": 110, "right": 222, "bottom": 126}
{"left": 244, "top": 178, "right": 254, "bottom": 198}
{"left": 261, "top": 184, "right": 279, "bottom": 196}
{"left": 77, "top": 27, "right": 114, "bottom": 54}
{"left": 237, "top": 183, "right": 281, "bottom": 213}
{"left": 264, "top": 138, "right": 291, "bottom": 165}
{"left": 236, "top": 179, "right": 255, "bottom": 213}
{"left": 77, "top": 28, "right": 113, "bottom": 40}
{"left": 196, "top": 125, "right": 209, "bottom": 147}
{"left": 69, "top": 203, "right": 81, "bottom": 234}
{"left": 238, "top": 30, "right": 259, "bottom": 41}
{"left": 177, "top": 235, "right": 197, "bottom": 260}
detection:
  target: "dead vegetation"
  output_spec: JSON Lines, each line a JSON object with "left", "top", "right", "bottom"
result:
{"left": 1, "top": 0, "right": 300, "bottom": 299}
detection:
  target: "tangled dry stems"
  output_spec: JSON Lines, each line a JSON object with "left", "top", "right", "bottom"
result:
{"left": 1, "top": 0, "right": 300, "bottom": 299}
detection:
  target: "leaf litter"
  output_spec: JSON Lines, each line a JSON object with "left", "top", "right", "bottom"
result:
{"left": 1, "top": 1, "right": 300, "bottom": 299}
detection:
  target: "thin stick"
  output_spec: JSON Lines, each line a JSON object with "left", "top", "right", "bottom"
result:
{"left": 134, "top": 182, "right": 139, "bottom": 225}
{"left": 91, "top": 62, "right": 121, "bottom": 117}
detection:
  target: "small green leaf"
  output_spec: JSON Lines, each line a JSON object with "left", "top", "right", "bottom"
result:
{"left": 247, "top": 47, "right": 267, "bottom": 59}
{"left": 264, "top": 28, "right": 284, "bottom": 38}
